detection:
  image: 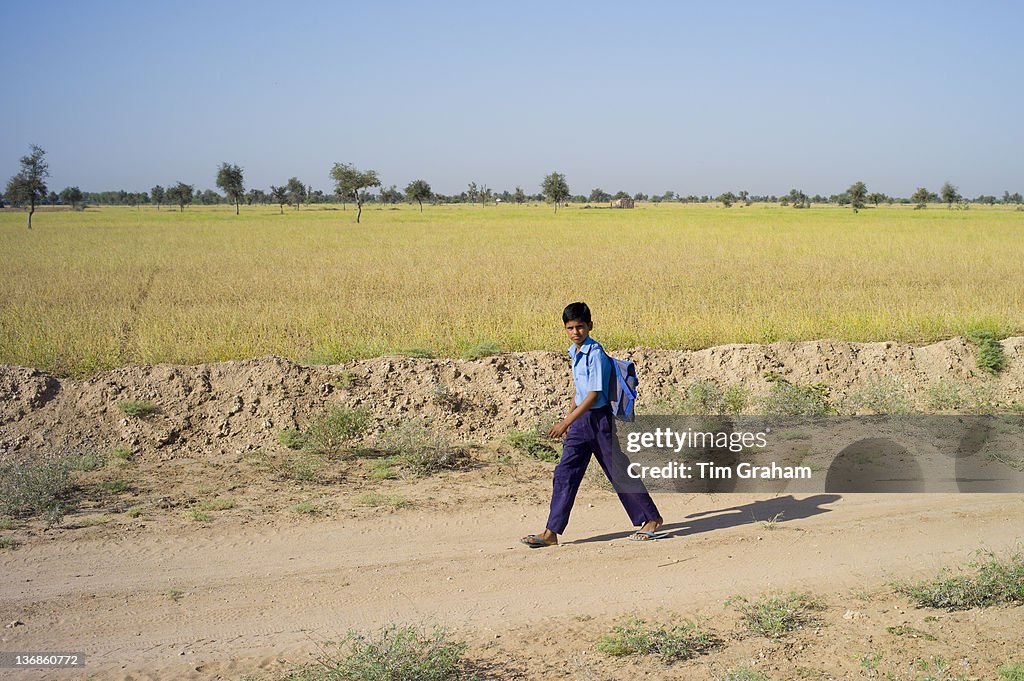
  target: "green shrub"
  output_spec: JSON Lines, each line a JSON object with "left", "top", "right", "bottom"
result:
{"left": 291, "top": 501, "right": 317, "bottom": 515}
{"left": 998, "top": 663, "right": 1024, "bottom": 681}
{"left": 720, "top": 667, "right": 771, "bottom": 681}
{"left": 279, "top": 428, "right": 307, "bottom": 449}
{"left": 847, "top": 376, "right": 911, "bottom": 414}
{"left": 728, "top": 592, "right": 825, "bottom": 638}
{"left": 0, "top": 456, "right": 76, "bottom": 524}
{"left": 722, "top": 385, "right": 749, "bottom": 415}
{"left": 968, "top": 330, "right": 1007, "bottom": 375}
{"left": 110, "top": 446, "right": 134, "bottom": 463}
{"left": 401, "top": 346, "right": 435, "bottom": 359}
{"left": 73, "top": 451, "right": 107, "bottom": 471}
{"left": 596, "top": 617, "right": 720, "bottom": 663}
{"left": 0, "top": 536, "right": 19, "bottom": 549}
{"left": 378, "top": 420, "right": 469, "bottom": 476}
{"left": 302, "top": 624, "right": 472, "bottom": 681}
{"left": 462, "top": 341, "right": 500, "bottom": 360}
{"left": 98, "top": 479, "right": 130, "bottom": 495}
{"left": 117, "top": 400, "right": 159, "bottom": 417}
{"left": 897, "top": 550, "right": 1024, "bottom": 610}
{"left": 356, "top": 493, "right": 410, "bottom": 509}
{"left": 760, "top": 376, "right": 834, "bottom": 417}
{"left": 303, "top": 406, "right": 369, "bottom": 455}
{"left": 189, "top": 510, "right": 212, "bottom": 523}
{"left": 505, "top": 427, "right": 561, "bottom": 463}
{"left": 198, "top": 498, "right": 234, "bottom": 511}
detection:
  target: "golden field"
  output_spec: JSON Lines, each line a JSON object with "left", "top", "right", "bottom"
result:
{"left": 1, "top": 202, "right": 1022, "bottom": 376}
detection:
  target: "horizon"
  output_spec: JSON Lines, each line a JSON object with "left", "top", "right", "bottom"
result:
{"left": 3, "top": 1, "right": 1023, "bottom": 198}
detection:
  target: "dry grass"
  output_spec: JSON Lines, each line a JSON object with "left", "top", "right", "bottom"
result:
{"left": 2, "top": 203, "right": 1021, "bottom": 376}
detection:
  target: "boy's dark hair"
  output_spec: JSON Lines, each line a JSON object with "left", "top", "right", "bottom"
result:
{"left": 562, "top": 302, "right": 592, "bottom": 324}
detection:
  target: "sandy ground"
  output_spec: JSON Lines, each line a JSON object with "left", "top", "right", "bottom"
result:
{"left": 1, "top": 488, "right": 1022, "bottom": 681}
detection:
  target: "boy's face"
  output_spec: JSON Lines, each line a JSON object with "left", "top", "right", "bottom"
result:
{"left": 564, "top": 319, "right": 592, "bottom": 347}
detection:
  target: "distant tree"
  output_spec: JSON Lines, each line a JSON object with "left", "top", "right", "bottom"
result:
{"left": 151, "top": 185, "right": 165, "bottom": 210}
{"left": 633, "top": 192, "right": 648, "bottom": 202}
{"left": 866, "top": 192, "right": 887, "bottom": 207}
{"left": 216, "top": 163, "right": 245, "bottom": 215}
{"left": 589, "top": 187, "right": 611, "bottom": 203}
{"left": 717, "top": 191, "right": 736, "bottom": 208}
{"left": 330, "top": 162, "right": 381, "bottom": 223}
{"left": 940, "top": 181, "right": 961, "bottom": 209}
{"left": 480, "top": 184, "right": 492, "bottom": 207}
{"left": 738, "top": 190, "right": 750, "bottom": 206}
{"left": 270, "top": 185, "right": 288, "bottom": 214}
{"left": 285, "top": 177, "right": 306, "bottom": 210}
{"left": 974, "top": 195, "right": 996, "bottom": 205}
{"left": 1001, "top": 191, "right": 1022, "bottom": 204}
{"left": 198, "top": 188, "right": 221, "bottom": 205}
{"left": 59, "top": 186, "right": 84, "bottom": 210}
{"left": 166, "top": 182, "right": 193, "bottom": 211}
{"left": 785, "top": 189, "right": 809, "bottom": 209}
{"left": 466, "top": 182, "right": 479, "bottom": 205}
{"left": 541, "top": 171, "right": 570, "bottom": 212}
{"left": 405, "top": 179, "right": 432, "bottom": 212}
{"left": 5, "top": 144, "right": 49, "bottom": 229}
{"left": 246, "top": 188, "right": 266, "bottom": 205}
{"left": 847, "top": 181, "right": 867, "bottom": 211}
{"left": 513, "top": 186, "right": 525, "bottom": 205}
{"left": 911, "top": 187, "right": 934, "bottom": 209}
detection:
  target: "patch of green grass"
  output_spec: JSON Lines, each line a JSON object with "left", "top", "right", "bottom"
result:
{"left": 727, "top": 592, "right": 825, "bottom": 638}
{"left": 110, "top": 445, "right": 134, "bottom": 463}
{"left": 125, "top": 506, "right": 144, "bottom": 518}
{"left": 722, "top": 384, "right": 749, "bottom": 415}
{"left": 189, "top": 510, "right": 213, "bottom": 523}
{"left": 73, "top": 451, "right": 106, "bottom": 471}
{"left": 368, "top": 457, "right": 400, "bottom": 480}
{"left": 886, "top": 624, "right": 937, "bottom": 641}
{"left": 278, "top": 428, "right": 307, "bottom": 449}
{"left": 401, "top": 346, "right": 435, "bottom": 359}
{"left": 997, "top": 663, "right": 1024, "bottom": 681}
{"left": 377, "top": 419, "right": 469, "bottom": 476}
{"left": 0, "top": 536, "right": 18, "bottom": 549}
{"left": 303, "top": 406, "right": 369, "bottom": 456}
{"left": 291, "top": 501, "right": 317, "bottom": 514}
{"left": 0, "top": 517, "right": 15, "bottom": 530}
{"left": 77, "top": 514, "right": 109, "bottom": 527}
{"left": 293, "top": 624, "right": 471, "bottom": 681}
{"left": 333, "top": 370, "right": 355, "bottom": 389}
{"left": 968, "top": 330, "right": 1007, "bottom": 375}
{"left": 720, "top": 666, "right": 770, "bottom": 681}
{"left": 0, "top": 456, "right": 76, "bottom": 524}
{"left": 505, "top": 427, "right": 561, "bottom": 463}
{"left": 897, "top": 550, "right": 1024, "bottom": 610}
{"left": 166, "top": 589, "right": 183, "bottom": 602}
{"left": 462, "top": 341, "right": 500, "bottom": 360}
{"left": 197, "top": 498, "right": 234, "bottom": 511}
{"left": 117, "top": 400, "right": 159, "bottom": 417}
{"left": 98, "top": 479, "right": 130, "bottom": 495}
{"left": 847, "top": 376, "right": 912, "bottom": 414}
{"left": 859, "top": 652, "right": 883, "bottom": 671}
{"left": 595, "top": 616, "right": 720, "bottom": 663}
{"left": 355, "top": 493, "right": 410, "bottom": 509}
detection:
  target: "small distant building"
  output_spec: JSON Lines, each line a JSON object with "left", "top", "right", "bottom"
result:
{"left": 611, "top": 197, "right": 635, "bottom": 209}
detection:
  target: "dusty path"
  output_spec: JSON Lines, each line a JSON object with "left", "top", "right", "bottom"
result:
{"left": 2, "top": 492, "right": 1022, "bottom": 680}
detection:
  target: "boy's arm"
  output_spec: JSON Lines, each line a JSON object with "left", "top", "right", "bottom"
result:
{"left": 548, "top": 390, "right": 599, "bottom": 438}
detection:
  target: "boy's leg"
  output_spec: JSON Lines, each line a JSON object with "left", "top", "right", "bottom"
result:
{"left": 545, "top": 415, "right": 596, "bottom": 535}
{"left": 590, "top": 409, "right": 662, "bottom": 527}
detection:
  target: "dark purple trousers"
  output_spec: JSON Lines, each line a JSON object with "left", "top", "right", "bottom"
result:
{"left": 546, "top": 406, "right": 661, "bottom": 535}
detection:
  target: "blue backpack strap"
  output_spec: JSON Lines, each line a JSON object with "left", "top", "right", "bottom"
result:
{"left": 610, "top": 357, "right": 638, "bottom": 422}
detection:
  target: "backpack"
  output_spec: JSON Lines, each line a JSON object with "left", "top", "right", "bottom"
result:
{"left": 608, "top": 355, "right": 639, "bottom": 422}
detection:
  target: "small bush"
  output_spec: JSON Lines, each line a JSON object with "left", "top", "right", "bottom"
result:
{"left": 968, "top": 330, "right": 1007, "bottom": 375}
{"left": 401, "top": 346, "right": 435, "bottom": 359}
{"left": 303, "top": 406, "right": 369, "bottom": 456}
{"left": 431, "top": 384, "right": 460, "bottom": 410}
{"left": 720, "top": 667, "right": 771, "bottom": 681}
{"left": 463, "top": 341, "right": 500, "bottom": 360}
{"left": 897, "top": 550, "right": 1024, "bottom": 610}
{"left": 0, "top": 456, "right": 76, "bottom": 524}
{"left": 291, "top": 501, "right": 317, "bottom": 514}
{"left": 505, "top": 427, "right": 561, "bottom": 463}
{"left": 847, "top": 376, "right": 911, "bottom": 414}
{"left": 760, "top": 377, "right": 834, "bottom": 417}
{"left": 998, "top": 663, "right": 1024, "bottom": 681}
{"left": 190, "top": 510, "right": 212, "bottom": 523}
{"left": 369, "top": 458, "right": 400, "bottom": 480}
{"left": 74, "top": 451, "right": 106, "bottom": 471}
{"left": 0, "top": 536, "right": 19, "bottom": 550}
{"left": 596, "top": 616, "right": 720, "bottom": 663}
{"left": 98, "top": 479, "right": 130, "bottom": 495}
{"left": 722, "top": 385, "right": 749, "bottom": 415}
{"left": 728, "top": 592, "right": 825, "bottom": 638}
{"left": 198, "top": 498, "right": 234, "bottom": 511}
{"left": 117, "top": 400, "right": 159, "bottom": 417}
{"left": 0, "top": 517, "right": 15, "bottom": 530}
{"left": 356, "top": 493, "right": 410, "bottom": 509}
{"left": 125, "top": 506, "right": 144, "bottom": 518}
{"left": 378, "top": 419, "right": 469, "bottom": 476}
{"left": 110, "top": 446, "right": 134, "bottom": 463}
{"left": 304, "top": 624, "right": 472, "bottom": 681}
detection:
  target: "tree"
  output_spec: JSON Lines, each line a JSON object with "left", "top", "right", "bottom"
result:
{"left": 911, "top": 187, "right": 936, "bottom": 209}
{"left": 405, "top": 179, "right": 432, "bottom": 213}
{"left": 786, "top": 188, "right": 809, "bottom": 209}
{"left": 5, "top": 144, "right": 49, "bottom": 229}
{"left": 940, "top": 181, "right": 961, "bottom": 209}
{"left": 589, "top": 187, "right": 611, "bottom": 203}
{"left": 285, "top": 177, "right": 306, "bottom": 210}
{"left": 270, "top": 185, "right": 288, "bottom": 214}
{"left": 867, "top": 192, "right": 887, "bottom": 207}
{"left": 151, "top": 185, "right": 165, "bottom": 210}
{"left": 480, "top": 185, "right": 492, "bottom": 207}
{"left": 466, "top": 182, "right": 479, "bottom": 205}
{"left": 165, "top": 182, "right": 194, "bottom": 211}
{"left": 541, "top": 171, "right": 570, "bottom": 212}
{"left": 216, "top": 163, "right": 245, "bottom": 215}
{"left": 59, "top": 186, "right": 84, "bottom": 210}
{"left": 513, "top": 186, "right": 525, "bottom": 205}
{"left": 717, "top": 191, "right": 737, "bottom": 208}
{"left": 330, "top": 162, "right": 381, "bottom": 223}
{"left": 847, "top": 181, "right": 867, "bottom": 212}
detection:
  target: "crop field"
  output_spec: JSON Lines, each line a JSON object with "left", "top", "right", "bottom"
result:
{"left": 1, "top": 202, "right": 1022, "bottom": 376}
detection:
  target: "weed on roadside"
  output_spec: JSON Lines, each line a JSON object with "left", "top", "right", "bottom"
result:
{"left": 596, "top": 616, "right": 721, "bottom": 663}
{"left": 897, "top": 550, "right": 1024, "bottom": 610}
{"left": 117, "top": 400, "right": 159, "bottom": 417}
{"left": 505, "top": 426, "right": 561, "bottom": 463}
{"left": 727, "top": 591, "right": 825, "bottom": 638}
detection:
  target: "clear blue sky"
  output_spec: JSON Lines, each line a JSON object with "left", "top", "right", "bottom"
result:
{"left": 3, "top": 0, "right": 1022, "bottom": 198}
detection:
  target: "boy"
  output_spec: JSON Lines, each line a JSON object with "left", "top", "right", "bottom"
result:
{"left": 521, "top": 302, "right": 663, "bottom": 548}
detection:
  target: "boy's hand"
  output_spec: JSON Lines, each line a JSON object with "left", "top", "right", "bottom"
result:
{"left": 548, "top": 420, "right": 570, "bottom": 438}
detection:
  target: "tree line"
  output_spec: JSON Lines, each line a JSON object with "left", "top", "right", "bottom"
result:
{"left": 4, "top": 145, "right": 1023, "bottom": 228}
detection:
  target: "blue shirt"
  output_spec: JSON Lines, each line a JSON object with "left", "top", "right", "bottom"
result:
{"left": 569, "top": 337, "right": 612, "bottom": 409}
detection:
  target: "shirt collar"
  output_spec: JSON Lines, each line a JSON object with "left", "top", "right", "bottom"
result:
{"left": 569, "top": 336, "right": 597, "bottom": 356}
